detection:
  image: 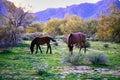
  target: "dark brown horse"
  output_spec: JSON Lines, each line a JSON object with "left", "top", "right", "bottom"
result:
{"left": 30, "top": 36, "right": 56, "bottom": 54}
{"left": 66, "top": 32, "right": 86, "bottom": 55}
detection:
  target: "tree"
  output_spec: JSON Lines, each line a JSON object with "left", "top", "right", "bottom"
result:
{"left": 95, "top": 5, "right": 120, "bottom": 42}
{"left": 43, "top": 18, "right": 61, "bottom": 35}
{"left": 25, "top": 22, "right": 44, "bottom": 33}
{"left": 60, "top": 15, "right": 86, "bottom": 35}
{"left": 110, "top": 5, "right": 120, "bottom": 42}
{"left": 95, "top": 14, "right": 114, "bottom": 41}
{"left": 0, "top": 0, "right": 34, "bottom": 48}
{"left": 85, "top": 19, "right": 98, "bottom": 37}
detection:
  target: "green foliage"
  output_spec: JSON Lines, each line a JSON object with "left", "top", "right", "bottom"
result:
{"left": 65, "top": 73, "right": 78, "bottom": 80}
{"left": 25, "top": 22, "right": 44, "bottom": 33}
{"left": 80, "top": 73, "right": 120, "bottom": 80}
{"left": 85, "top": 19, "right": 98, "bottom": 37}
{"left": 95, "top": 5, "right": 120, "bottom": 42}
{"left": 43, "top": 18, "right": 61, "bottom": 35}
{"left": 62, "top": 53, "right": 85, "bottom": 65}
{"left": 25, "top": 26, "right": 37, "bottom": 33}
{"left": 42, "top": 15, "right": 98, "bottom": 36}
{"left": 103, "top": 44, "right": 109, "bottom": 48}
{"left": 37, "top": 64, "right": 48, "bottom": 75}
{"left": 60, "top": 15, "right": 86, "bottom": 35}
{"left": 22, "top": 32, "right": 43, "bottom": 40}
{"left": 0, "top": 26, "right": 21, "bottom": 48}
{"left": 0, "top": 49, "right": 12, "bottom": 54}
{"left": 86, "top": 40, "right": 91, "bottom": 48}
{"left": 88, "top": 53, "right": 109, "bottom": 65}
{"left": 0, "top": 37, "right": 120, "bottom": 79}
{"left": 0, "top": 0, "right": 34, "bottom": 48}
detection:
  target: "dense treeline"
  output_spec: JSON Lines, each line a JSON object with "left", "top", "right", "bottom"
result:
{"left": 0, "top": 1, "right": 120, "bottom": 48}
{"left": 26, "top": 5, "right": 120, "bottom": 42}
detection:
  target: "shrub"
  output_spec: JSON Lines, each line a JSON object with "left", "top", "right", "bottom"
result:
{"left": 103, "top": 44, "right": 109, "bottom": 48}
{"left": 62, "top": 53, "right": 85, "bottom": 66}
{"left": 0, "top": 49, "right": 12, "bottom": 54}
{"left": 0, "top": 27, "right": 22, "bottom": 48}
{"left": 85, "top": 41, "right": 90, "bottom": 48}
{"left": 37, "top": 64, "right": 48, "bottom": 75}
{"left": 88, "top": 53, "right": 109, "bottom": 65}
{"left": 22, "top": 35, "right": 30, "bottom": 40}
{"left": 22, "top": 32, "right": 43, "bottom": 40}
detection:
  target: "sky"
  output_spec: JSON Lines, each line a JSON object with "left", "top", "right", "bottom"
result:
{"left": 7, "top": 0, "right": 101, "bottom": 12}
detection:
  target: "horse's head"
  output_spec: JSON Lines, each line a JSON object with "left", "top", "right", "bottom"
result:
{"left": 30, "top": 46, "right": 34, "bottom": 54}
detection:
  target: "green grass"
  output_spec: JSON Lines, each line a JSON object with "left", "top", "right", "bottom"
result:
{"left": 0, "top": 38, "right": 120, "bottom": 80}
{"left": 80, "top": 73, "right": 120, "bottom": 80}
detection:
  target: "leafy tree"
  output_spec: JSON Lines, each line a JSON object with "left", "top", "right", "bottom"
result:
{"left": 60, "top": 15, "right": 86, "bottom": 35}
{"left": 95, "top": 5, "right": 120, "bottom": 42}
{"left": 85, "top": 19, "right": 98, "bottom": 37}
{"left": 25, "top": 22, "right": 44, "bottom": 33}
{"left": 110, "top": 5, "right": 120, "bottom": 42}
{"left": 95, "top": 14, "right": 114, "bottom": 41}
{"left": 43, "top": 18, "right": 61, "bottom": 35}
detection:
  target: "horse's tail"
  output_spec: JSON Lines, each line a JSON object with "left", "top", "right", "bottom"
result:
{"left": 68, "top": 33, "right": 72, "bottom": 47}
{"left": 30, "top": 39, "right": 35, "bottom": 54}
{"left": 68, "top": 33, "right": 73, "bottom": 54}
{"left": 49, "top": 37, "right": 56, "bottom": 42}
{"left": 81, "top": 33, "right": 86, "bottom": 54}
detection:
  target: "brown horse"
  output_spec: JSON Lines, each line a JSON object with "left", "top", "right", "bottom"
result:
{"left": 30, "top": 36, "right": 56, "bottom": 54}
{"left": 66, "top": 32, "right": 86, "bottom": 55}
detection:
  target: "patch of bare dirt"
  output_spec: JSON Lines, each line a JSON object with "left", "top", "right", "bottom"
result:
{"left": 60, "top": 66, "right": 120, "bottom": 78}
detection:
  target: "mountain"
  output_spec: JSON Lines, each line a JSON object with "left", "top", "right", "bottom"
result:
{"left": 0, "top": 0, "right": 7, "bottom": 16}
{"left": 35, "top": 0, "right": 120, "bottom": 22}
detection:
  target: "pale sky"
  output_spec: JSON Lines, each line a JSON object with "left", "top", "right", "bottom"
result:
{"left": 7, "top": 0, "right": 101, "bottom": 12}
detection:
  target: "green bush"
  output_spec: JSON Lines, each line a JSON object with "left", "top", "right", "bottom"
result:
{"left": 0, "top": 49, "right": 12, "bottom": 54}
{"left": 88, "top": 53, "right": 109, "bottom": 65}
{"left": 103, "top": 44, "right": 109, "bottom": 48}
{"left": 62, "top": 53, "right": 84, "bottom": 66}
{"left": 37, "top": 64, "right": 48, "bottom": 75}
{"left": 22, "top": 32, "right": 43, "bottom": 40}
{"left": 85, "top": 40, "right": 91, "bottom": 48}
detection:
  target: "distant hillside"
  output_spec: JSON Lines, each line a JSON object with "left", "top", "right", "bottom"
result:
{"left": 0, "top": 0, "right": 7, "bottom": 16}
{"left": 35, "top": 0, "right": 120, "bottom": 22}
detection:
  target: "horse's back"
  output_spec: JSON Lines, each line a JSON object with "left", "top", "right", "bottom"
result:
{"left": 70, "top": 32, "right": 86, "bottom": 43}
{"left": 32, "top": 36, "right": 50, "bottom": 45}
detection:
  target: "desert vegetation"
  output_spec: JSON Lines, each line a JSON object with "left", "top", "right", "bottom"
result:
{"left": 0, "top": 0, "right": 120, "bottom": 80}
{"left": 0, "top": 37, "right": 120, "bottom": 79}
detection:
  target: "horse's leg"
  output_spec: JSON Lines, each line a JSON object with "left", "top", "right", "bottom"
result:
{"left": 83, "top": 42, "right": 86, "bottom": 54}
{"left": 46, "top": 44, "right": 49, "bottom": 54}
{"left": 35, "top": 45, "right": 39, "bottom": 54}
{"left": 71, "top": 46, "right": 73, "bottom": 55}
{"left": 49, "top": 44, "right": 52, "bottom": 54}
{"left": 39, "top": 45, "right": 42, "bottom": 53}
{"left": 69, "top": 45, "right": 73, "bottom": 55}
{"left": 79, "top": 46, "right": 82, "bottom": 53}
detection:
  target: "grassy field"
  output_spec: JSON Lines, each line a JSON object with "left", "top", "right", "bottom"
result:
{"left": 0, "top": 37, "right": 120, "bottom": 80}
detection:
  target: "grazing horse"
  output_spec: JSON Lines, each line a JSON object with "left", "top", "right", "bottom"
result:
{"left": 30, "top": 36, "right": 56, "bottom": 54}
{"left": 66, "top": 32, "right": 86, "bottom": 55}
